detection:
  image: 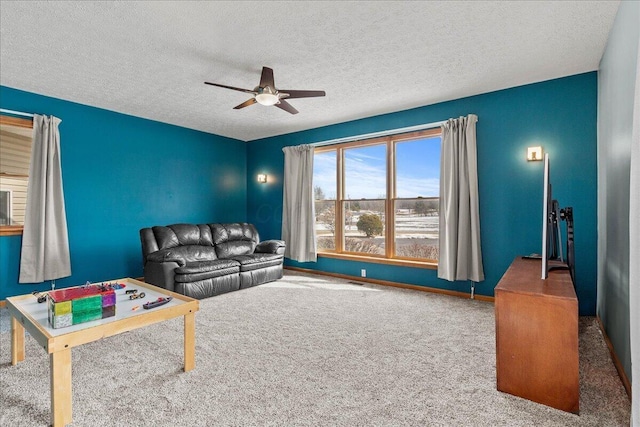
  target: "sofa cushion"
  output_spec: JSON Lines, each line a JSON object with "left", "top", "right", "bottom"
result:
{"left": 211, "top": 223, "right": 260, "bottom": 258}
{"left": 174, "top": 266, "right": 240, "bottom": 283}
{"left": 231, "top": 253, "right": 283, "bottom": 272}
{"left": 146, "top": 245, "right": 218, "bottom": 267}
{"left": 174, "top": 259, "right": 240, "bottom": 283}
{"left": 152, "top": 224, "right": 214, "bottom": 250}
{"left": 175, "top": 259, "right": 239, "bottom": 274}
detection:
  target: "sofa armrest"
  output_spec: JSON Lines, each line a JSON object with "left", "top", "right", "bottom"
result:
{"left": 144, "top": 260, "right": 179, "bottom": 292}
{"left": 146, "top": 250, "right": 187, "bottom": 267}
{"left": 255, "top": 239, "right": 286, "bottom": 255}
{"left": 140, "top": 228, "right": 159, "bottom": 263}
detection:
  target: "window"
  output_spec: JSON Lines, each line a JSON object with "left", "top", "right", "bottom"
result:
{"left": 313, "top": 128, "right": 442, "bottom": 265}
{"left": 0, "top": 115, "right": 33, "bottom": 235}
{"left": 0, "top": 189, "right": 13, "bottom": 225}
{"left": 313, "top": 150, "right": 337, "bottom": 250}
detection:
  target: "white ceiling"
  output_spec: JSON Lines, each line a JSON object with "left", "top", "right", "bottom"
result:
{"left": 0, "top": 1, "right": 620, "bottom": 142}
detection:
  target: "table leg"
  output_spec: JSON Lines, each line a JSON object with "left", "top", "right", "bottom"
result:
{"left": 50, "top": 348, "right": 72, "bottom": 427}
{"left": 11, "top": 317, "right": 25, "bottom": 365}
{"left": 184, "top": 312, "right": 195, "bottom": 372}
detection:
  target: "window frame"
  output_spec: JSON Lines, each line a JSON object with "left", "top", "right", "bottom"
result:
{"left": 0, "top": 115, "right": 33, "bottom": 236}
{"left": 314, "top": 127, "right": 441, "bottom": 269}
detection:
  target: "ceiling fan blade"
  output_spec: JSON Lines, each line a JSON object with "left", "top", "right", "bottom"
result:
{"left": 233, "top": 98, "right": 258, "bottom": 109}
{"left": 204, "top": 82, "right": 255, "bottom": 94}
{"left": 279, "top": 90, "right": 326, "bottom": 99}
{"left": 275, "top": 99, "right": 299, "bottom": 115}
{"left": 259, "top": 67, "right": 275, "bottom": 89}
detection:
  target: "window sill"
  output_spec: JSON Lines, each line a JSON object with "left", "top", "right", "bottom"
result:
{"left": 317, "top": 251, "right": 437, "bottom": 270}
{"left": 0, "top": 226, "right": 23, "bottom": 236}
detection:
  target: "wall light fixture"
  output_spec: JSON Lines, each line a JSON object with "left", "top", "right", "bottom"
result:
{"left": 527, "top": 146, "right": 543, "bottom": 161}
{"left": 257, "top": 173, "right": 267, "bottom": 183}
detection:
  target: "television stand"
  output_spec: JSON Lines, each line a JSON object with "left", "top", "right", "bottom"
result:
{"left": 549, "top": 264, "right": 570, "bottom": 272}
{"left": 495, "top": 256, "right": 579, "bottom": 413}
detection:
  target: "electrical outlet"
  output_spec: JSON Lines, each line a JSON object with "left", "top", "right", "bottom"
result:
{"left": 361, "top": 269, "right": 366, "bottom": 278}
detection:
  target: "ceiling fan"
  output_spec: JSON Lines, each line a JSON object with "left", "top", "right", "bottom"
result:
{"left": 204, "top": 66, "right": 325, "bottom": 115}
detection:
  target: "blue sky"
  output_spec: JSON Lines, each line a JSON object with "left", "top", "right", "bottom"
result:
{"left": 313, "top": 136, "right": 441, "bottom": 200}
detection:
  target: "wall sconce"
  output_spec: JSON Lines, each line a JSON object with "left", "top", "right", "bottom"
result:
{"left": 527, "top": 146, "right": 543, "bottom": 161}
{"left": 257, "top": 173, "right": 267, "bottom": 183}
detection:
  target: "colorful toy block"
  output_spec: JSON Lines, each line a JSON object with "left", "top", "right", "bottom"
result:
{"left": 48, "top": 284, "right": 118, "bottom": 329}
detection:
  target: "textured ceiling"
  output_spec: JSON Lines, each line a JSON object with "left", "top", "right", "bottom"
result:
{"left": 0, "top": 1, "right": 620, "bottom": 142}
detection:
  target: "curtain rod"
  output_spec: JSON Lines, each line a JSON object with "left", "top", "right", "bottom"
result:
{"left": 0, "top": 108, "right": 35, "bottom": 118}
{"left": 311, "top": 120, "right": 447, "bottom": 148}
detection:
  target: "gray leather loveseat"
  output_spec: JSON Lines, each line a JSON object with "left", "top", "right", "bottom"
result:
{"left": 139, "top": 223, "right": 285, "bottom": 299}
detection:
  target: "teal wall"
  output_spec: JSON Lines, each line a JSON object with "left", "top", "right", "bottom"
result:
{"left": 247, "top": 73, "right": 598, "bottom": 315}
{"left": 1, "top": 74, "right": 600, "bottom": 316}
{"left": 0, "top": 86, "right": 247, "bottom": 300}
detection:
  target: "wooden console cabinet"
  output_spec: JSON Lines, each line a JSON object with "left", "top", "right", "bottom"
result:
{"left": 495, "top": 256, "right": 579, "bottom": 413}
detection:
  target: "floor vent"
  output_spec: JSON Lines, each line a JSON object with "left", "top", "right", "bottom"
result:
{"left": 348, "top": 281, "right": 364, "bottom": 286}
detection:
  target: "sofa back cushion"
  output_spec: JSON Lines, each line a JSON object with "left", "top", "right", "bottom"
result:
{"left": 152, "top": 224, "right": 214, "bottom": 250}
{"left": 211, "top": 223, "right": 259, "bottom": 258}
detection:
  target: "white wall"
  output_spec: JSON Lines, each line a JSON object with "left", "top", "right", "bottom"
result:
{"left": 597, "top": 0, "right": 639, "bottom": 412}
{"left": 630, "top": 45, "right": 639, "bottom": 427}
{"left": 629, "top": 10, "right": 640, "bottom": 425}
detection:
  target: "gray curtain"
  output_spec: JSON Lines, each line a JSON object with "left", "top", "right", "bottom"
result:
{"left": 438, "top": 114, "right": 484, "bottom": 282}
{"left": 19, "top": 115, "right": 71, "bottom": 283}
{"left": 281, "top": 144, "right": 317, "bottom": 262}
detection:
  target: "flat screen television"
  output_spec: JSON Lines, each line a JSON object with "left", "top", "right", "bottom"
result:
{"left": 541, "top": 153, "right": 575, "bottom": 283}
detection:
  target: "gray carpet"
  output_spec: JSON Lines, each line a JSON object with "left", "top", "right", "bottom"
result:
{"left": 0, "top": 271, "right": 631, "bottom": 426}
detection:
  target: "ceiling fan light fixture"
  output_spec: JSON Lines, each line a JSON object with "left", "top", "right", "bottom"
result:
{"left": 255, "top": 93, "right": 279, "bottom": 106}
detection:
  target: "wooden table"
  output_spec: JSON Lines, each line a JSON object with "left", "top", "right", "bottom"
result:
{"left": 495, "top": 257, "right": 579, "bottom": 413}
{"left": 7, "top": 278, "right": 199, "bottom": 427}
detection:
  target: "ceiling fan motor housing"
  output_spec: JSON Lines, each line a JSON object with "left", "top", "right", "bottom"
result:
{"left": 254, "top": 86, "right": 279, "bottom": 106}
